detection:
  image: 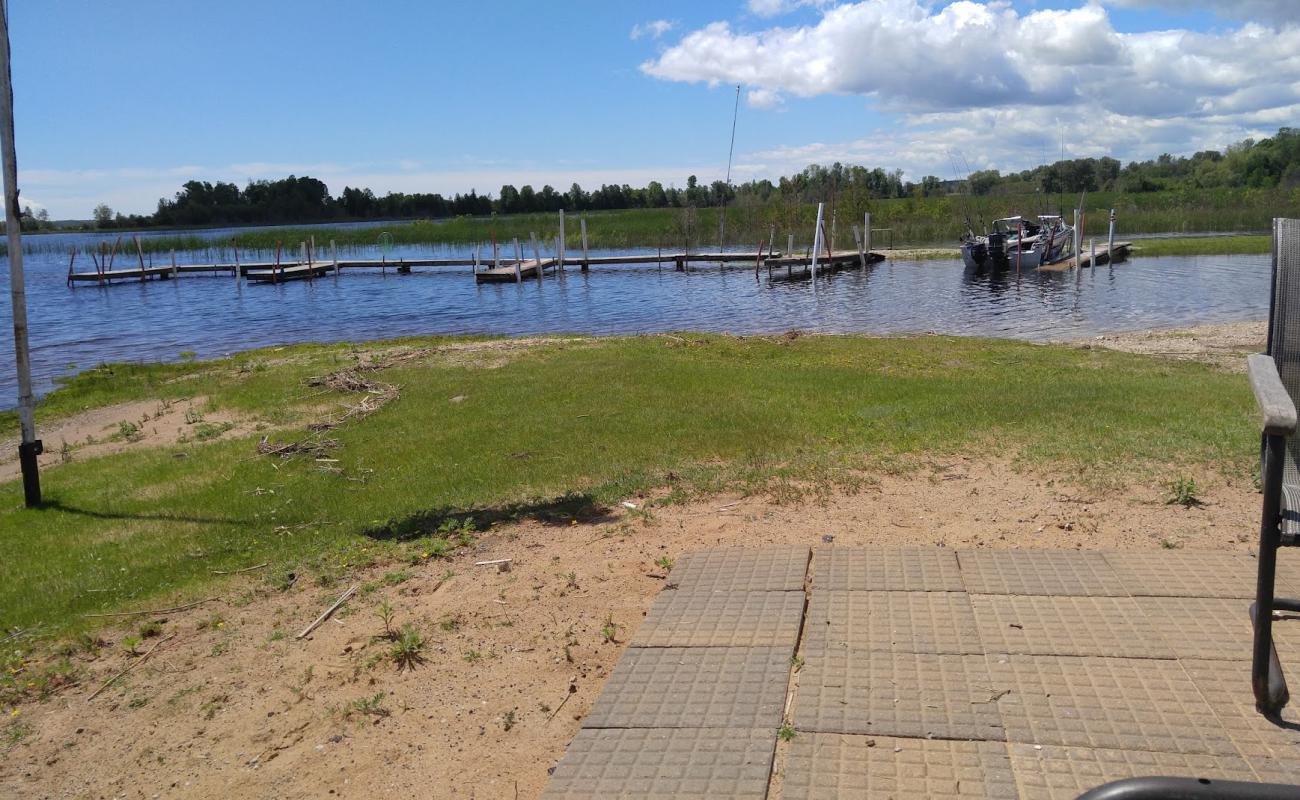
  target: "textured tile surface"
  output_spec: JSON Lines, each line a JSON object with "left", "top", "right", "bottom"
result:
{"left": 814, "top": 547, "right": 964, "bottom": 592}
{"left": 783, "top": 733, "right": 1017, "bottom": 800}
{"left": 1142, "top": 596, "right": 1300, "bottom": 662}
{"left": 1102, "top": 551, "right": 1259, "bottom": 598}
{"left": 958, "top": 550, "right": 1127, "bottom": 596}
{"left": 540, "top": 727, "right": 775, "bottom": 800}
{"left": 582, "top": 646, "right": 790, "bottom": 729}
{"left": 971, "top": 595, "right": 1175, "bottom": 658}
{"left": 803, "top": 590, "right": 982, "bottom": 654}
{"left": 1247, "top": 756, "right": 1300, "bottom": 786}
{"left": 1179, "top": 659, "right": 1300, "bottom": 760}
{"left": 988, "top": 655, "right": 1235, "bottom": 755}
{"left": 795, "top": 649, "right": 1004, "bottom": 740}
{"left": 668, "top": 546, "right": 808, "bottom": 593}
{"left": 1009, "top": 744, "right": 1256, "bottom": 800}
{"left": 631, "top": 590, "right": 804, "bottom": 649}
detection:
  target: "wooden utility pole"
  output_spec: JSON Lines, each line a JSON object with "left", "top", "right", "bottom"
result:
{"left": 0, "top": 0, "right": 40, "bottom": 506}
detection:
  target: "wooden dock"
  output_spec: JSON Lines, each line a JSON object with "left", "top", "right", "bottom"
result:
{"left": 1038, "top": 241, "right": 1131, "bottom": 272}
{"left": 64, "top": 240, "right": 901, "bottom": 287}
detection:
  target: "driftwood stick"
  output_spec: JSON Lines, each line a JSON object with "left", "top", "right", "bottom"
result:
{"left": 82, "top": 597, "right": 219, "bottom": 619}
{"left": 87, "top": 633, "right": 175, "bottom": 701}
{"left": 211, "top": 562, "right": 269, "bottom": 576}
{"left": 297, "top": 586, "right": 356, "bottom": 639}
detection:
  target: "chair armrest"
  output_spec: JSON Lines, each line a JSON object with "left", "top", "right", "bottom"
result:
{"left": 1249, "top": 353, "right": 1298, "bottom": 436}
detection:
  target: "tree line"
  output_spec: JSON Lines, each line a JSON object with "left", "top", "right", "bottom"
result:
{"left": 79, "top": 127, "right": 1300, "bottom": 230}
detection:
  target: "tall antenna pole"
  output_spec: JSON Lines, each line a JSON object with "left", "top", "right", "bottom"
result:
{"left": 0, "top": 0, "right": 40, "bottom": 506}
{"left": 718, "top": 83, "right": 740, "bottom": 253}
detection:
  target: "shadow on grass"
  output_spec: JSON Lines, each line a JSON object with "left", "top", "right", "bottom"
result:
{"left": 362, "top": 491, "right": 616, "bottom": 542}
{"left": 33, "top": 499, "right": 247, "bottom": 526}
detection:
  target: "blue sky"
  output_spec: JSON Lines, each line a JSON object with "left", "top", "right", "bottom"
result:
{"left": 11, "top": 1, "right": 1296, "bottom": 218}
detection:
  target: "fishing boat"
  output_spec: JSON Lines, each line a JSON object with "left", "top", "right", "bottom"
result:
{"left": 961, "top": 215, "right": 1072, "bottom": 271}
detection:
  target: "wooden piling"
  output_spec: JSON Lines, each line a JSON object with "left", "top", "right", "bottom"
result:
{"left": 133, "top": 236, "right": 146, "bottom": 282}
{"left": 232, "top": 238, "right": 241, "bottom": 281}
{"left": 811, "top": 202, "right": 825, "bottom": 278}
{"left": 853, "top": 225, "right": 866, "bottom": 268}
{"left": 513, "top": 238, "right": 522, "bottom": 283}
{"left": 274, "top": 241, "right": 282, "bottom": 285}
{"left": 787, "top": 233, "right": 794, "bottom": 259}
{"left": 558, "top": 209, "right": 566, "bottom": 272}
{"left": 331, "top": 240, "right": 338, "bottom": 282}
{"left": 473, "top": 245, "right": 480, "bottom": 275}
{"left": 170, "top": 249, "right": 177, "bottom": 280}
{"left": 580, "top": 218, "right": 589, "bottom": 272}
{"left": 1108, "top": 209, "right": 1116, "bottom": 256}
{"left": 66, "top": 249, "right": 75, "bottom": 287}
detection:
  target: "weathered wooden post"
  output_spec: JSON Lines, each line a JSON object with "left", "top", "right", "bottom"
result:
{"left": 829, "top": 209, "right": 837, "bottom": 253}
{"left": 1090, "top": 237, "right": 1096, "bottom": 269}
{"left": 331, "top": 240, "right": 338, "bottom": 282}
{"left": 853, "top": 225, "right": 866, "bottom": 268}
{"left": 580, "top": 218, "right": 589, "bottom": 272}
{"left": 531, "top": 232, "right": 542, "bottom": 282}
{"left": 473, "top": 245, "right": 480, "bottom": 275}
{"left": 493, "top": 235, "right": 500, "bottom": 270}
{"left": 513, "top": 238, "right": 523, "bottom": 282}
{"left": 66, "top": 249, "right": 76, "bottom": 288}
{"left": 1107, "top": 208, "right": 1116, "bottom": 258}
{"left": 170, "top": 249, "right": 177, "bottom": 280}
{"left": 863, "top": 212, "right": 871, "bottom": 254}
{"left": 810, "top": 202, "right": 825, "bottom": 279}
{"left": 558, "top": 209, "right": 566, "bottom": 272}
{"left": 232, "top": 238, "right": 241, "bottom": 282}
{"left": 769, "top": 224, "right": 776, "bottom": 255}
{"left": 1073, "top": 210, "right": 1081, "bottom": 269}
{"left": 787, "top": 233, "right": 794, "bottom": 259}
{"left": 274, "top": 240, "right": 282, "bottom": 285}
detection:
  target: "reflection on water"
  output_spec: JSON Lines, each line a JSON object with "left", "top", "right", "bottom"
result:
{"left": 0, "top": 240, "right": 1270, "bottom": 400}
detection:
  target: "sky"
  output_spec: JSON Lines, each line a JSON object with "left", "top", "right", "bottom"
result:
{"left": 10, "top": 0, "right": 1300, "bottom": 219}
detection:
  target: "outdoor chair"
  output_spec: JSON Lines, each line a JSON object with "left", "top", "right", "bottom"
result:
{"left": 1248, "top": 217, "right": 1300, "bottom": 715}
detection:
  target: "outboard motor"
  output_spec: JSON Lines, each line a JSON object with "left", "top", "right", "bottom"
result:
{"left": 987, "top": 232, "right": 1006, "bottom": 264}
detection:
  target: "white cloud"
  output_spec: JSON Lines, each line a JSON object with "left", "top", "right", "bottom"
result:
{"left": 630, "top": 19, "right": 676, "bottom": 40}
{"left": 746, "top": 86, "right": 784, "bottom": 109}
{"left": 642, "top": 0, "right": 1300, "bottom": 175}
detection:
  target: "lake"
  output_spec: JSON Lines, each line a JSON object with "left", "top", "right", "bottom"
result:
{"left": 0, "top": 226, "right": 1271, "bottom": 401}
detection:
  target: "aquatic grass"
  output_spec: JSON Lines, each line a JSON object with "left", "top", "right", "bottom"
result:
{"left": 28, "top": 186, "right": 1296, "bottom": 259}
{"left": 0, "top": 333, "right": 1255, "bottom": 639}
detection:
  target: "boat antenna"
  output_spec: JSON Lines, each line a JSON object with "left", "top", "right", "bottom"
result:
{"left": 718, "top": 84, "right": 740, "bottom": 252}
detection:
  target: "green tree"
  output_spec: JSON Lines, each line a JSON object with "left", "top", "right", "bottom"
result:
{"left": 92, "top": 203, "right": 113, "bottom": 228}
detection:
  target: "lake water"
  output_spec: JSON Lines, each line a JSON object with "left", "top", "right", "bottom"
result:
{"left": 0, "top": 226, "right": 1272, "bottom": 401}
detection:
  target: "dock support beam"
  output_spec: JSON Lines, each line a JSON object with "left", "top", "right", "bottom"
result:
{"left": 331, "top": 240, "right": 338, "bottom": 281}
{"left": 864, "top": 213, "right": 871, "bottom": 255}
{"left": 513, "top": 238, "right": 522, "bottom": 283}
{"left": 787, "top": 233, "right": 794, "bottom": 260}
{"left": 811, "top": 202, "right": 825, "bottom": 279}
{"left": 558, "top": 209, "right": 566, "bottom": 273}
{"left": 531, "top": 232, "right": 542, "bottom": 282}
{"left": 233, "top": 239, "right": 241, "bottom": 281}
{"left": 580, "top": 218, "right": 589, "bottom": 272}
{"left": 1108, "top": 209, "right": 1116, "bottom": 257}
{"left": 853, "top": 225, "right": 866, "bottom": 268}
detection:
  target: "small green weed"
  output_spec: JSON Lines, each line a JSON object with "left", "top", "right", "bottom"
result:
{"left": 778, "top": 724, "right": 797, "bottom": 742}
{"left": 389, "top": 624, "right": 425, "bottom": 672}
{"left": 1166, "top": 477, "right": 1204, "bottom": 507}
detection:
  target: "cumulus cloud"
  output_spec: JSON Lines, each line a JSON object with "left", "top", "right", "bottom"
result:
{"left": 630, "top": 19, "right": 676, "bottom": 40}
{"left": 746, "top": 86, "right": 784, "bottom": 109}
{"left": 642, "top": 0, "right": 1300, "bottom": 175}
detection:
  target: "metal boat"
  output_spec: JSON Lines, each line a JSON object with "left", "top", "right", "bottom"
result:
{"left": 961, "top": 215, "right": 1072, "bottom": 271}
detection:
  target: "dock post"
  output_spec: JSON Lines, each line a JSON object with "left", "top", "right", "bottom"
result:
{"left": 657, "top": 244, "right": 661, "bottom": 270}
{"left": 769, "top": 224, "right": 776, "bottom": 256}
{"left": 580, "top": 218, "right": 589, "bottom": 272}
{"left": 558, "top": 209, "right": 566, "bottom": 272}
{"left": 1016, "top": 221, "right": 1023, "bottom": 274}
{"left": 864, "top": 213, "right": 871, "bottom": 255}
{"left": 531, "top": 232, "right": 542, "bottom": 282}
{"left": 170, "top": 249, "right": 177, "bottom": 280}
{"left": 232, "top": 238, "right": 240, "bottom": 281}
{"left": 787, "top": 233, "right": 794, "bottom": 259}
{"left": 1107, "top": 208, "right": 1116, "bottom": 258}
{"left": 133, "top": 236, "right": 146, "bottom": 282}
{"left": 829, "top": 209, "right": 837, "bottom": 253}
{"left": 1073, "top": 210, "right": 1081, "bottom": 269}
{"left": 493, "top": 237, "right": 500, "bottom": 270}
{"left": 331, "top": 240, "right": 338, "bottom": 282}
{"left": 810, "top": 202, "right": 825, "bottom": 279}
{"left": 66, "top": 249, "right": 75, "bottom": 288}
{"left": 853, "top": 225, "right": 866, "bottom": 267}
{"left": 274, "top": 240, "right": 282, "bottom": 285}
{"left": 1090, "top": 238, "right": 1096, "bottom": 269}
{"left": 473, "top": 245, "right": 480, "bottom": 275}
{"left": 513, "top": 238, "right": 522, "bottom": 283}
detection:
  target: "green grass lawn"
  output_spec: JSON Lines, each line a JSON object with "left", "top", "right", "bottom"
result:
{"left": 0, "top": 334, "right": 1257, "bottom": 645}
